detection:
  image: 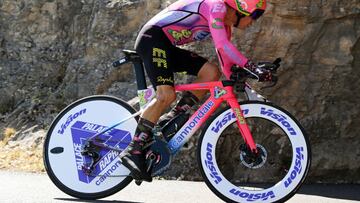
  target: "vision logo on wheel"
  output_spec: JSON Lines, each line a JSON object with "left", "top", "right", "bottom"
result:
{"left": 229, "top": 188, "right": 275, "bottom": 202}
{"left": 71, "top": 121, "right": 132, "bottom": 184}
{"left": 58, "top": 109, "right": 87, "bottom": 134}
{"left": 205, "top": 143, "right": 222, "bottom": 184}
{"left": 260, "top": 107, "right": 297, "bottom": 136}
{"left": 284, "top": 147, "right": 304, "bottom": 188}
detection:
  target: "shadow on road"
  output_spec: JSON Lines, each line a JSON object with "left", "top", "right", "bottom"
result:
{"left": 298, "top": 184, "right": 360, "bottom": 201}
{"left": 55, "top": 198, "right": 142, "bottom": 203}
{"left": 54, "top": 184, "right": 360, "bottom": 202}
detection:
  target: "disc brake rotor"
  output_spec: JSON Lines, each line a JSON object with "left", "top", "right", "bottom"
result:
{"left": 239, "top": 144, "right": 268, "bottom": 169}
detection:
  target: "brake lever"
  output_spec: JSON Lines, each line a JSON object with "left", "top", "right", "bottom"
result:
{"left": 273, "top": 58, "right": 281, "bottom": 66}
{"left": 272, "top": 58, "right": 281, "bottom": 71}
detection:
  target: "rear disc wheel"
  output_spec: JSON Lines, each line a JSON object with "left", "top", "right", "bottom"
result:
{"left": 43, "top": 95, "right": 138, "bottom": 199}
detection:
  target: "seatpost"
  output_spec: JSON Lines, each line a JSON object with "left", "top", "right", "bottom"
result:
{"left": 133, "top": 60, "right": 147, "bottom": 90}
{"left": 122, "top": 50, "right": 147, "bottom": 90}
{"left": 119, "top": 50, "right": 156, "bottom": 109}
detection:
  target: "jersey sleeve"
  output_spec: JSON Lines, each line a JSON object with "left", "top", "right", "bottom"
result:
{"left": 207, "top": 1, "right": 249, "bottom": 78}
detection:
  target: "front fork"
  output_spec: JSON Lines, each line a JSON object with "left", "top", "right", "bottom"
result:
{"left": 225, "top": 87, "right": 258, "bottom": 154}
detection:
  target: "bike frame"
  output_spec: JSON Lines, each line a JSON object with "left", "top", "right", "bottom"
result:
{"left": 87, "top": 81, "right": 259, "bottom": 156}
{"left": 167, "top": 81, "right": 257, "bottom": 154}
{"left": 95, "top": 50, "right": 261, "bottom": 155}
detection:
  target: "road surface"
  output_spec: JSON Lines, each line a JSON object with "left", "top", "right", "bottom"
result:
{"left": 0, "top": 171, "right": 359, "bottom": 203}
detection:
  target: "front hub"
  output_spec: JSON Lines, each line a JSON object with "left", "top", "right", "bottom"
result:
{"left": 239, "top": 144, "right": 267, "bottom": 169}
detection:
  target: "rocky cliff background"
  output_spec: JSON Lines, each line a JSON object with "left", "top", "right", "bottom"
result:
{"left": 0, "top": 0, "right": 359, "bottom": 183}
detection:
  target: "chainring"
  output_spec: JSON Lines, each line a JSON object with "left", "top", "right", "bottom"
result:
{"left": 147, "top": 137, "right": 172, "bottom": 176}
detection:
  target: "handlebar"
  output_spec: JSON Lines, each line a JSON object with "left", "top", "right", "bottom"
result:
{"left": 258, "top": 58, "right": 281, "bottom": 72}
{"left": 273, "top": 58, "right": 281, "bottom": 70}
{"left": 230, "top": 58, "right": 282, "bottom": 89}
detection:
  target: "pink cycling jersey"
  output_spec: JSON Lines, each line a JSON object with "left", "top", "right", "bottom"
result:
{"left": 144, "top": 0, "right": 249, "bottom": 79}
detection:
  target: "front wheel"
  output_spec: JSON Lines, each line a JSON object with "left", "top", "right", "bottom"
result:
{"left": 198, "top": 101, "right": 311, "bottom": 203}
{"left": 43, "top": 95, "right": 138, "bottom": 199}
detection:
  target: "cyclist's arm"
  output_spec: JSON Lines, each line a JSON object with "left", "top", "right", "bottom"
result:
{"left": 207, "top": 2, "right": 249, "bottom": 78}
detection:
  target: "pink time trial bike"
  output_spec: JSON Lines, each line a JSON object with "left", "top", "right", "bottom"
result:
{"left": 44, "top": 50, "right": 311, "bottom": 203}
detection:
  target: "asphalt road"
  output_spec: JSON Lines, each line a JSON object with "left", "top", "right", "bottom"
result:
{"left": 0, "top": 170, "right": 359, "bottom": 203}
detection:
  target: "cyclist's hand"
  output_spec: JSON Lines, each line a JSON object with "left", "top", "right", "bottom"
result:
{"left": 257, "top": 61, "right": 278, "bottom": 73}
{"left": 244, "top": 60, "right": 275, "bottom": 82}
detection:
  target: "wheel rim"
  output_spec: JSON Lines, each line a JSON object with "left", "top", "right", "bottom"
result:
{"left": 200, "top": 103, "right": 310, "bottom": 202}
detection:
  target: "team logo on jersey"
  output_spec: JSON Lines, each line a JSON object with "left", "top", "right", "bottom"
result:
{"left": 194, "top": 30, "right": 211, "bottom": 41}
{"left": 157, "top": 76, "right": 174, "bottom": 84}
{"left": 212, "top": 18, "right": 224, "bottom": 29}
{"left": 211, "top": 3, "right": 226, "bottom": 13}
{"left": 153, "top": 47, "right": 167, "bottom": 69}
{"left": 168, "top": 29, "right": 192, "bottom": 43}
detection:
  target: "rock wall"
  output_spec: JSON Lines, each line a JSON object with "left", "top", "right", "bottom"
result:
{"left": 0, "top": 0, "right": 359, "bottom": 183}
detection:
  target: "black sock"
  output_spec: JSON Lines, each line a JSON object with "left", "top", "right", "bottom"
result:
{"left": 135, "top": 117, "right": 155, "bottom": 138}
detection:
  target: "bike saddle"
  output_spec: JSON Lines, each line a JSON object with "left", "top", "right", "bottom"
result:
{"left": 122, "top": 49, "right": 141, "bottom": 59}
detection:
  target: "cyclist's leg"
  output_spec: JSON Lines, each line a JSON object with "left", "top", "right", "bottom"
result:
{"left": 121, "top": 26, "right": 177, "bottom": 181}
{"left": 141, "top": 85, "right": 176, "bottom": 123}
{"left": 120, "top": 87, "right": 176, "bottom": 181}
{"left": 136, "top": 26, "right": 178, "bottom": 124}
{"left": 191, "top": 62, "right": 222, "bottom": 99}
{"left": 170, "top": 47, "right": 221, "bottom": 100}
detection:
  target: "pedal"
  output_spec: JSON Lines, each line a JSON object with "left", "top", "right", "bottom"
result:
{"left": 135, "top": 180, "right": 143, "bottom": 186}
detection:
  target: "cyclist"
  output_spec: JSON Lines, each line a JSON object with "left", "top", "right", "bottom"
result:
{"left": 120, "top": 0, "right": 272, "bottom": 181}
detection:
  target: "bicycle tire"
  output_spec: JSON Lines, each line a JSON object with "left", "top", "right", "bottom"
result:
{"left": 43, "top": 95, "right": 138, "bottom": 200}
{"left": 197, "top": 101, "right": 311, "bottom": 203}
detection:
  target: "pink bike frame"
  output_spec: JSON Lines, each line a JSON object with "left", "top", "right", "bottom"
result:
{"left": 167, "top": 81, "right": 257, "bottom": 154}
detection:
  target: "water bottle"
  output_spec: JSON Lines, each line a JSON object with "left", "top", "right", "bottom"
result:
{"left": 161, "top": 112, "right": 190, "bottom": 141}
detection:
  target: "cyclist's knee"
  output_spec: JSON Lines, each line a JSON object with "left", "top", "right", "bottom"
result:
{"left": 198, "top": 62, "right": 221, "bottom": 81}
{"left": 155, "top": 86, "right": 176, "bottom": 107}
